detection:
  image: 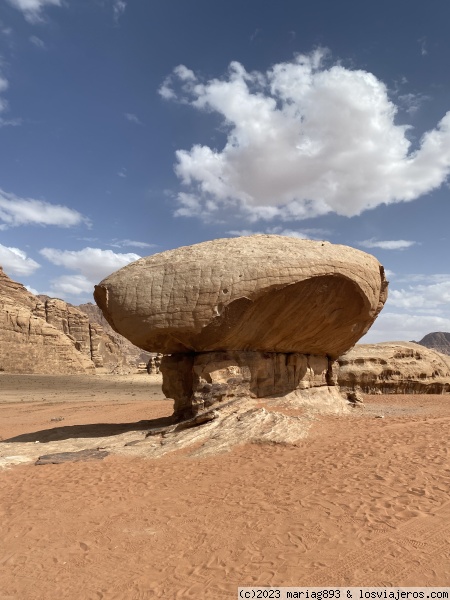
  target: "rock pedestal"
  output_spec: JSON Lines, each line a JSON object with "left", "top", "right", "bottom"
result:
{"left": 161, "top": 351, "right": 338, "bottom": 420}
{"left": 94, "top": 235, "right": 388, "bottom": 451}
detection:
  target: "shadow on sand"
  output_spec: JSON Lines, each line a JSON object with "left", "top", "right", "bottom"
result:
{"left": 2, "top": 415, "right": 174, "bottom": 444}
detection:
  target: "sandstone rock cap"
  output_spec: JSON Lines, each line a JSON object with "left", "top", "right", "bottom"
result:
{"left": 94, "top": 235, "right": 388, "bottom": 357}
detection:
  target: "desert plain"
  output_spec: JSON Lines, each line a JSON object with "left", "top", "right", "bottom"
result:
{"left": 1, "top": 373, "right": 450, "bottom": 599}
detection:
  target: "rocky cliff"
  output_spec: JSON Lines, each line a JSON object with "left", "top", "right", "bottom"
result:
{"left": 417, "top": 331, "right": 450, "bottom": 356}
{"left": 0, "top": 268, "right": 95, "bottom": 374}
{"left": 338, "top": 342, "right": 450, "bottom": 394}
{"left": 0, "top": 268, "right": 149, "bottom": 374}
{"left": 76, "top": 303, "right": 151, "bottom": 368}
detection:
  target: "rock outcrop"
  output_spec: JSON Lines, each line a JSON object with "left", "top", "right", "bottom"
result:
{"left": 417, "top": 332, "right": 450, "bottom": 357}
{"left": 0, "top": 266, "right": 36, "bottom": 310}
{"left": 95, "top": 235, "right": 388, "bottom": 424}
{"left": 0, "top": 268, "right": 148, "bottom": 374}
{"left": 338, "top": 342, "right": 450, "bottom": 394}
{"left": 35, "top": 294, "right": 125, "bottom": 370}
{"left": 37, "top": 296, "right": 95, "bottom": 362}
{"left": 77, "top": 303, "right": 151, "bottom": 369}
{"left": 0, "top": 268, "right": 95, "bottom": 374}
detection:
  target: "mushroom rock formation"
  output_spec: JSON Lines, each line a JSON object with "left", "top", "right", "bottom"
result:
{"left": 94, "top": 235, "right": 388, "bottom": 422}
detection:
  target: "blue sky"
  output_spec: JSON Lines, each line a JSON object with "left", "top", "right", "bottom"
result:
{"left": 1, "top": 0, "right": 450, "bottom": 344}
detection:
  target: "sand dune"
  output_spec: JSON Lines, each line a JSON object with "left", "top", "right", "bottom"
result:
{"left": 1, "top": 374, "right": 450, "bottom": 598}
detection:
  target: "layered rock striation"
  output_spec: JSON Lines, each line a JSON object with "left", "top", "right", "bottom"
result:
{"left": 0, "top": 267, "right": 146, "bottom": 374}
{"left": 95, "top": 235, "right": 388, "bottom": 420}
{"left": 0, "top": 269, "right": 95, "bottom": 374}
{"left": 36, "top": 296, "right": 95, "bottom": 362}
{"left": 161, "top": 350, "right": 339, "bottom": 420}
{"left": 77, "top": 303, "right": 151, "bottom": 369}
{"left": 338, "top": 342, "right": 450, "bottom": 394}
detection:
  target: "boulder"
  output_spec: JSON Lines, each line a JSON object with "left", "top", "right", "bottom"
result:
{"left": 95, "top": 235, "right": 387, "bottom": 424}
{"left": 94, "top": 235, "right": 388, "bottom": 358}
{"left": 338, "top": 342, "right": 450, "bottom": 394}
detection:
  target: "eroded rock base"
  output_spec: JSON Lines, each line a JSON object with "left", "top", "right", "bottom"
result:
{"left": 0, "top": 353, "right": 351, "bottom": 467}
{"left": 161, "top": 350, "right": 340, "bottom": 420}
{"left": 1, "top": 387, "right": 351, "bottom": 466}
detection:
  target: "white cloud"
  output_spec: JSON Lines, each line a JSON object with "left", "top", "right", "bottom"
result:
{"left": 250, "top": 28, "right": 261, "bottom": 42}
{"left": 173, "top": 192, "right": 204, "bottom": 217}
{"left": 161, "top": 50, "right": 450, "bottom": 223}
{"left": 5, "top": 0, "right": 62, "bottom": 23}
{"left": 389, "top": 280, "right": 450, "bottom": 311}
{"left": 0, "top": 244, "right": 40, "bottom": 277}
{"left": 0, "top": 71, "right": 21, "bottom": 128}
{"left": 418, "top": 37, "right": 428, "bottom": 57}
{"left": 39, "top": 247, "right": 141, "bottom": 283}
{"left": 25, "top": 284, "right": 40, "bottom": 295}
{"left": 1, "top": 24, "right": 13, "bottom": 37}
{"left": 397, "top": 92, "right": 430, "bottom": 116}
{"left": 359, "top": 270, "right": 450, "bottom": 342}
{"left": 124, "top": 112, "right": 142, "bottom": 125}
{"left": 265, "top": 227, "right": 309, "bottom": 239}
{"left": 395, "top": 273, "right": 450, "bottom": 284}
{"left": 113, "top": 0, "right": 126, "bottom": 22}
{"left": 0, "top": 74, "right": 11, "bottom": 125}
{"left": 227, "top": 229, "right": 258, "bottom": 237}
{"left": 227, "top": 226, "right": 329, "bottom": 239}
{"left": 363, "top": 312, "right": 450, "bottom": 344}
{"left": 30, "top": 35, "right": 45, "bottom": 48}
{"left": 47, "top": 274, "right": 95, "bottom": 297}
{"left": 159, "top": 66, "right": 197, "bottom": 102}
{"left": 0, "top": 77, "right": 8, "bottom": 96}
{"left": 109, "top": 239, "right": 156, "bottom": 249}
{"left": 118, "top": 168, "right": 127, "bottom": 178}
{"left": 358, "top": 239, "right": 417, "bottom": 250}
{"left": 159, "top": 80, "right": 177, "bottom": 101}
{"left": 0, "top": 116, "right": 22, "bottom": 127}
{"left": 0, "top": 189, "right": 87, "bottom": 228}
{"left": 173, "top": 65, "right": 196, "bottom": 82}
{"left": 267, "top": 226, "right": 330, "bottom": 239}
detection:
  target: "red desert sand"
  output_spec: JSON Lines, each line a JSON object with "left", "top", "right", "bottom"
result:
{"left": 1, "top": 373, "right": 450, "bottom": 599}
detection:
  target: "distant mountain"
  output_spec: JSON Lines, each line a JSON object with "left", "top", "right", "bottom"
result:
{"left": 416, "top": 332, "right": 450, "bottom": 356}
